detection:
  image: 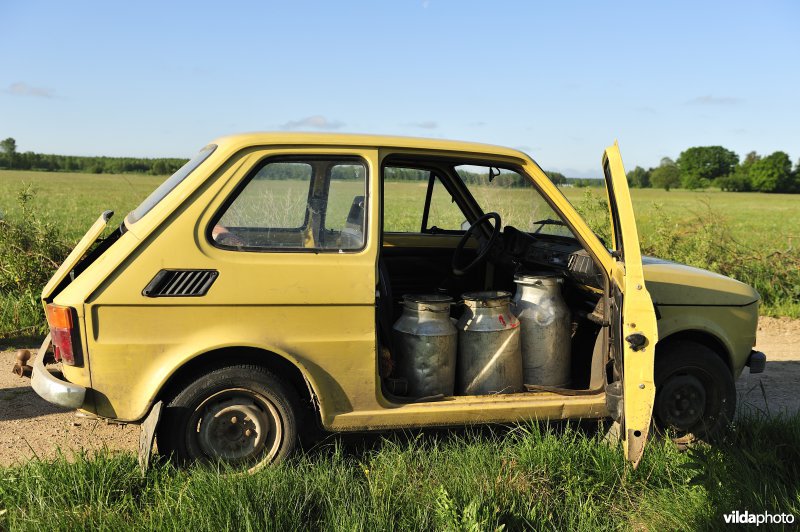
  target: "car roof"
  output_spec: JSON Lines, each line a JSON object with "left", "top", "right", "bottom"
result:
{"left": 209, "top": 132, "right": 531, "bottom": 161}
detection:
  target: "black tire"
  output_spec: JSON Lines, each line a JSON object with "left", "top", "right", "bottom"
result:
{"left": 654, "top": 341, "right": 736, "bottom": 444}
{"left": 156, "top": 364, "right": 299, "bottom": 471}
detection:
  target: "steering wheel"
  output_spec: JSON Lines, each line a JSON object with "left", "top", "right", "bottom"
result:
{"left": 451, "top": 212, "right": 501, "bottom": 276}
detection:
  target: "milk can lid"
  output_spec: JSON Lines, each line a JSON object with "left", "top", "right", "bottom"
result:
{"left": 513, "top": 272, "right": 563, "bottom": 286}
{"left": 401, "top": 293, "right": 453, "bottom": 311}
{"left": 460, "top": 290, "right": 512, "bottom": 308}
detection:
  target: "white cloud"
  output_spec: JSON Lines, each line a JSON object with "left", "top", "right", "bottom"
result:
{"left": 6, "top": 82, "right": 54, "bottom": 98}
{"left": 406, "top": 121, "right": 438, "bottom": 129}
{"left": 686, "top": 95, "right": 742, "bottom": 105}
{"left": 280, "top": 115, "right": 344, "bottom": 130}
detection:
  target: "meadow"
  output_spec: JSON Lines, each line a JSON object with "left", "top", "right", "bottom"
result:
{"left": 1, "top": 170, "right": 798, "bottom": 247}
{"left": 0, "top": 416, "right": 798, "bottom": 530}
{"left": 1, "top": 170, "right": 799, "bottom": 529}
{"left": 1, "top": 169, "right": 798, "bottom": 338}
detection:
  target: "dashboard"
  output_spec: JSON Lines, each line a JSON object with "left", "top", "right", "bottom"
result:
{"left": 501, "top": 226, "right": 603, "bottom": 288}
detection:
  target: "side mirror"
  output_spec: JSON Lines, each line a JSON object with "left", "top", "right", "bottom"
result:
{"left": 460, "top": 219, "right": 470, "bottom": 231}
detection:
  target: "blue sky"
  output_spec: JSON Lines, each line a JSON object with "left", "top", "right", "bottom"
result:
{"left": 1, "top": 1, "right": 798, "bottom": 177}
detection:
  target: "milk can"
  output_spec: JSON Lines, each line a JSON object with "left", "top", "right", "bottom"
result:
{"left": 456, "top": 291, "right": 524, "bottom": 395}
{"left": 392, "top": 294, "right": 458, "bottom": 398}
{"left": 512, "top": 273, "right": 572, "bottom": 387}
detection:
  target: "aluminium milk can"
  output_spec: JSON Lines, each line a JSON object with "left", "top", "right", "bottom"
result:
{"left": 456, "top": 291, "right": 524, "bottom": 395}
{"left": 392, "top": 294, "right": 458, "bottom": 398}
{"left": 512, "top": 273, "right": 572, "bottom": 387}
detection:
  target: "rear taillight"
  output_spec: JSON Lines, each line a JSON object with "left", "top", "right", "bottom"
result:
{"left": 45, "top": 304, "right": 81, "bottom": 366}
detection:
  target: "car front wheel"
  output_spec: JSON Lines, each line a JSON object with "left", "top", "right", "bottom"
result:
{"left": 157, "top": 364, "right": 299, "bottom": 471}
{"left": 654, "top": 341, "right": 736, "bottom": 444}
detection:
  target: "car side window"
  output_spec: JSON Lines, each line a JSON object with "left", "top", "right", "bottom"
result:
{"left": 383, "top": 166, "right": 466, "bottom": 233}
{"left": 383, "top": 167, "right": 429, "bottom": 232}
{"left": 426, "top": 176, "right": 467, "bottom": 232}
{"left": 455, "top": 165, "right": 577, "bottom": 239}
{"left": 212, "top": 158, "right": 367, "bottom": 251}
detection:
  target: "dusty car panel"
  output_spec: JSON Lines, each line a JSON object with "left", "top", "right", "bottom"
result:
{"left": 30, "top": 132, "right": 764, "bottom": 470}
{"left": 644, "top": 258, "right": 759, "bottom": 306}
{"left": 85, "top": 146, "right": 381, "bottom": 422}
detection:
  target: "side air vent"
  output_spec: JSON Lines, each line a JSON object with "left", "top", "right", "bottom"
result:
{"left": 142, "top": 269, "right": 218, "bottom": 297}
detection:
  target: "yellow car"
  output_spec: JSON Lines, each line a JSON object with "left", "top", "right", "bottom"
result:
{"left": 30, "top": 133, "right": 765, "bottom": 470}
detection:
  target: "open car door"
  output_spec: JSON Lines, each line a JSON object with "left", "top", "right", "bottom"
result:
{"left": 603, "top": 142, "right": 659, "bottom": 468}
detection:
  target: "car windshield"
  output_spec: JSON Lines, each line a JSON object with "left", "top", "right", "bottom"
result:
{"left": 455, "top": 165, "right": 577, "bottom": 239}
{"left": 126, "top": 144, "right": 217, "bottom": 224}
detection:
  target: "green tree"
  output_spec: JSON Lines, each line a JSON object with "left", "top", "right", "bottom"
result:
{"left": 150, "top": 159, "right": 169, "bottom": 175}
{"left": 741, "top": 151, "right": 761, "bottom": 171}
{"left": 794, "top": 158, "right": 800, "bottom": 189}
{"left": 650, "top": 158, "right": 680, "bottom": 191}
{"left": 0, "top": 137, "right": 16, "bottom": 155}
{"left": 626, "top": 166, "right": 650, "bottom": 188}
{"left": 677, "top": 146, "right": 739, "bottom": 183}
{"left": 681, "top": 174, "right": 711, "bottom": 190}
{"left": 1, "top": 137, "right": 17, "bottom": 169}
{"left": 749, "top": 151, "right": 794, "bottom": 192}
{"left": 544, "top": 171, "right": 567, "bottom": 185}
{"left": 717, "top": 169, "right": 752, "bottom": 191}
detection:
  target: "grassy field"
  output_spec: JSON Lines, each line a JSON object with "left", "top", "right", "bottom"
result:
{"left": 1, "top": 170, "right": 799, "bottom": 528}
{"left": 0, "top": 171, "right": 162, "bottom": 240}
{"left": 1, "top": 169, "right": 798, "bottom": 339}
{"left": 1, "top": 170, "right": 797, "bottom": 248}
{"left": 0, "top": 416, "right": 797, "bottom": 530}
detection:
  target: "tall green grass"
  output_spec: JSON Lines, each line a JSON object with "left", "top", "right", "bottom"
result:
{"left": 0, "top": 416, "right": 797, "bottom": 530}
{"left": 574, "top": 190, "right": 800, "bottom": 317}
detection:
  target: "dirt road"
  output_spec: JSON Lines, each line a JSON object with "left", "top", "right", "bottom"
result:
{"left": 0, "top": 317, "right": 797, "bottom": 467}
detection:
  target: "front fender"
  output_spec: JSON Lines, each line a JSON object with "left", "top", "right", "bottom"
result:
{"left": 655, "top": 302, "right": 759, "bottom": 377}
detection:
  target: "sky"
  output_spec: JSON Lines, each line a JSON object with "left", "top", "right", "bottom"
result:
{"left": 1, "top": 1, "right": 798, "bottom": 178}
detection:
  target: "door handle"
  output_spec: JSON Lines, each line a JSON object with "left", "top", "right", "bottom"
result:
{"left": 625, "top": 333, "right": 647, "bottom": 352}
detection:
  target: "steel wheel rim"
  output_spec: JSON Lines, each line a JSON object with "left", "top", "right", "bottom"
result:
{"left": 189, "top": 388, "right": 283, "bottom": 467}
{"left": 656, "top": 374, "right": 707, "bottom": 430}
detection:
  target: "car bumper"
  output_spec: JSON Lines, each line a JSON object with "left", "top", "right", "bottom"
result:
{"left": 746, "top": 350, "right": 766, "bottom": 374}
{"left": 31, "top": 333, "right": 87, "bottom": 409}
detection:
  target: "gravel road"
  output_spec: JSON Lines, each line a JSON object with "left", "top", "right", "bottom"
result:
{"left": 1, "top": 316, "right": 797, "bottom": 467}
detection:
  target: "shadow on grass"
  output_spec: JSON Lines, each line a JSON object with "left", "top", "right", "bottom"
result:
{"left": 300, "top": 418, "right": 608, "bottom": 459}
{"left": 0, "top": 334, "right": 43, "bottom": 351}
{"left": 683, "top": 413, "right": 800, "bottom": 522}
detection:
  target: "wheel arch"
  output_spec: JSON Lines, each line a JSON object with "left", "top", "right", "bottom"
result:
{"left": 154, "top": 346, "right": 321, "bottom": 425}
{"left": 655, "top": 329, "right": 733, "bottom": 373}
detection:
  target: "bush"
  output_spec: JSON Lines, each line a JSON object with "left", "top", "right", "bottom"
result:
{"left": 575, "top": 189, "right": 611, "bottom": 244}
{"left": 680, "top": 175, "right": 711, "bottom": 190}
{"left": 641, "top": 201, "right": 800, "bottom": 315}
{"left": 0, "top": 185, "right": 70, "bottom": 337}
{"left": 717, "top": 171, "right": 752, "bottom": 192}
{"left": 573, "top": 191, "right": 798, "bottom": 316}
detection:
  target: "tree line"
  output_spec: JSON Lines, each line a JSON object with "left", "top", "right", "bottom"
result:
{"left": 0, "top": 137, "right": 187, "bottom": 176}
{"left": 626, "top": 146, "right": 800, "bottom": 193}
{"left": 3, "top": 136, "right": 798, "bottom": 193}
{"left": 386, "top": 166, "right": 570, "bottom": 187}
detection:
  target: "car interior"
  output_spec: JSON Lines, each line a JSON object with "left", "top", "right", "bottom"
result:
{"left": 377, "top": 154, "right": 612, "bottom": 403}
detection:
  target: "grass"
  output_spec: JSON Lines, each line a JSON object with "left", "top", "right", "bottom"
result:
{"left": 0, "top": 171, "right": 161, "bottom": 241}
{"left": 0, "top": 170, "right": 798, "bottom": 341}
{"left": 2, "top": 170, "right": 797, "bottom": 249}
{"left": 0, "top": 170, "right": 798, "bottom": 528}
{"left": 0, "top": 416, "right": 797, "bottom": 530}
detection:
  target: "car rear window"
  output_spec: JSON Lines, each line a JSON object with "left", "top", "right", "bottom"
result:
{"left": 126, "top": 144, "right": 217, "bottom": 224}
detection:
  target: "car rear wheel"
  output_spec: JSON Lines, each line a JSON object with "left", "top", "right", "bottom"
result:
{"left": 157, "top": 364, "right": 299, "bottom": 471}
{"left": 654, "top": 342, "right": 736, "bottom": 444}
